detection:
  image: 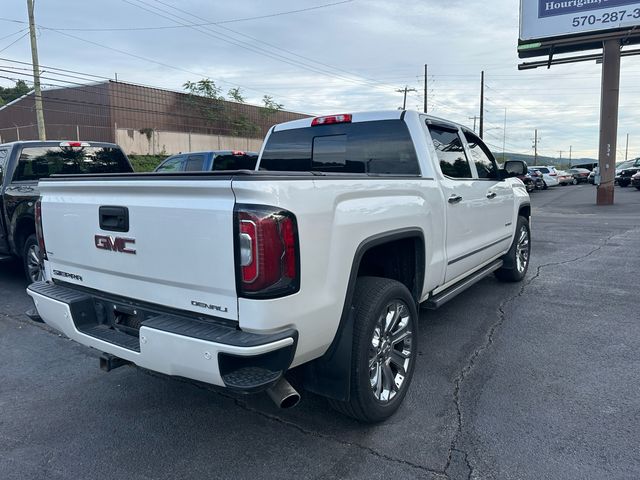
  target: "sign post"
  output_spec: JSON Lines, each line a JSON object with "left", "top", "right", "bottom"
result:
{"left": 518, "top": 0, "right": 640, "bottom": 205}
{"left": 597, "top": 39, "right": 620, "bottom": 205}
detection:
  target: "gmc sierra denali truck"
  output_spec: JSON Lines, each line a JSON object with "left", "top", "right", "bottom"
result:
{"left": 0, "top": 141, "right": 133, "bottom": 282}
{"left": 27, "top": 111, "right": 531, "bottom": 422}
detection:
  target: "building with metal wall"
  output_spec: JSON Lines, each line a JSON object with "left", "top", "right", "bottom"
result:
{"left": 0, "top": 81, "right": 308, "bottom": 144}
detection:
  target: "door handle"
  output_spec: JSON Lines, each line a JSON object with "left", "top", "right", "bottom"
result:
{"left": 448, "top": 194, "right": 463, "bottom": 204}
{"left": 486, "top": 191, "right": 497, "bottom": 199}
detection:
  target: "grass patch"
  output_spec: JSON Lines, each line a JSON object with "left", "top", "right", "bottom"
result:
{"left": 128, "top": 154, "right": 168, "bottom": 172}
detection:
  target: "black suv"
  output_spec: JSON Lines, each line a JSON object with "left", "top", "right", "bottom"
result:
{"left": 618, "top": 158, "right": 640, "bottom": 187}
{"left": 0, "top": 141, "right": 133, "bottom": 282}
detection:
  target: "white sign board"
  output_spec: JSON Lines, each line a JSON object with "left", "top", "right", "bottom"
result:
{"left": 520, "top": 0, "right": 640, "bottom": 42}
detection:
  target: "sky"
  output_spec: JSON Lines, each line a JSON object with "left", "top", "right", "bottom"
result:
{"left": 1, "top": 0, "right": 639, "bottom": 160}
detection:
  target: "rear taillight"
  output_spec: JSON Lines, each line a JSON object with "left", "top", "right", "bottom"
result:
{"left": 235, "top": 205, "right": 299, "bottom": 298}
{"left": 34, "top": 198, "right": 47, "bottom": 261}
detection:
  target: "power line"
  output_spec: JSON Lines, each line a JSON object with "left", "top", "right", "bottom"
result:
{"left": 0, "top": 1, "right": 355, "bottom": 32}
{"left": 120, "top": 0, "right": 398, "bottom": 93}
{"left": 0, "top": 31, "right": 29, "bottom": 54}
{"left": 148, "top": 0, "right": 401, "bottom": 92}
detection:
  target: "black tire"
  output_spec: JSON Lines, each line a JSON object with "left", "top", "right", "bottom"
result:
{"left": 542, "top": 181, "right": 548, "bottom": 190}
{"left": 22, "top": 234, "right": 43, "bottom": 284}
{"left": 619, "top": 180, "right": 629, "bottom": 188}
{"left": 328, "top": 277, "right": 418, "bottom": 423}
{"left": 495, "top": 216, "right": 530, "bottom": 283}
{"left": 572, "top": 178, "right": 578, "bottom": 185}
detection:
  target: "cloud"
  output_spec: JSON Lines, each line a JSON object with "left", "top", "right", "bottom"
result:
{"left": 1, "top": 0, "right": 638, "bottom": 159}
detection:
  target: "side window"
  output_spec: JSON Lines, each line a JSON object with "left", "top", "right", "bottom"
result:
{"left": 463, "top": 131, "right": 498, "bottom": 179}
{"left": 428, "top": 125, "right": 472, "bottom": 179}
{"left": 184, "top": 154, "right": 205, "bottom": 172}
{"left": 156, "top": 156, "right": 183, "bottom": 172}
{"left": 0, "top": 149, "right": 7, "bottom": 183}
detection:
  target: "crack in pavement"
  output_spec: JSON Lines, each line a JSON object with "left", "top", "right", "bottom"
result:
{"left": 8, "top": 227, "right": 634, "bottom": 479}
{"left": 139, "top": 368, "right": 449, "bottom": 479}
{"left": 443, "top": 229, "right": 624, "bottom": 479}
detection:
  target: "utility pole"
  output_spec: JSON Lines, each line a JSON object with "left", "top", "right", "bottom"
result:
{"left": 558, "top": 150, "right": 563, "bottom": 160}
{"left": 396, "top": 85, "right": 417, "bottom": 110}
{"left": 625, "top": 133, "right": 629, "bottom": 161}
{"left": 533, "top": 129, "right": 538, "bottom": 165}
{"left": 597, "top": 39, "right": 620, "bottom": 205}
{"left": 569, "top": 145, "right": 572, "bottom": 163}
{"left": 468, "top": 116, "right": 478, "bottom": 133}
{"left": 423, "top": 64, "right": 428, "bottom": 113}
{"left": 27, "top": 0, "right": 46, "bottom": 140}
{"left": 479, "top": 71, "right": 484, "bottom": 138}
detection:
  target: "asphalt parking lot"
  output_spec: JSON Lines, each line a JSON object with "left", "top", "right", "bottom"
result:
{"left": 1, "top": 184, "right": 639, "bottom": 480}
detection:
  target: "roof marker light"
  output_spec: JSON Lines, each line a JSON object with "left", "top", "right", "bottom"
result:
{"left": 311, "top": 114, "right": 352, "bottom": 126}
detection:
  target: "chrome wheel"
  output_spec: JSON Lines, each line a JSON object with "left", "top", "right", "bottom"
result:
{"left": 27, "top": 244, "right": 43, "bottom": 283}
{"left": 368, "top": 300, "right": 413, "bottom": 403}
{"left": 515, "top": 226, "right": 530, "bottom": 274}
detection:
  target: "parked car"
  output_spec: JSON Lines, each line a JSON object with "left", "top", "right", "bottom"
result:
{"left": 0, "top": 141, "right": 133, "bottom": 282}
{"left": 567, "top": 168, "right": 590, "bottom": 183}
{"left": 631, "top": 171, "right": 640, "bottom": 190}
{"left": 527, "top": 168, "right": 546, "bottom": 190}
{"left": 154, "top": 150, "right": 258, "bottom": 172}
{"left": 615, "top": 159, "right": 636, "bottom": 184}
{"left": 534, "top": 166, "right": 559, "bottom": 187}
{"left": 617, "top": 158, "right": 640, "bottom": 187}
{"left": 27, "top": 110, "right": 531, "bottom": 422}
{"left": 515, "top": 171, "right": 535, "bottom": 192}
{"left": 556, "top": 170, "right": 575, "bottom": 186}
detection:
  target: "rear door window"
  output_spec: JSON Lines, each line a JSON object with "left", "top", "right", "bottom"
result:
{"left": 428, "top": 125, "right": 472, "bottom": 179}
{"left": 260, "top": 120, "right": 420, "bottom": 175}
{"left": 12, "top": 146, "right": 132, "bottom": 182}
{"left": 184, "top": 154, "right": 206, "bottom": 172}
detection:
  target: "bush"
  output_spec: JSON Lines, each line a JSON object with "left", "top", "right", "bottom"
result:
{"left": 128, "top": 154, "right": 168, "bottom": 172}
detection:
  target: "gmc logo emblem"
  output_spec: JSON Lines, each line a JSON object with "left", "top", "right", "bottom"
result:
{"left": 94, "top": 235, "right": 136, "bottom": 255}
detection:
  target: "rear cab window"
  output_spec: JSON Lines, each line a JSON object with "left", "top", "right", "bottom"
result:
{"left": 12, "top": 145, "right": 132, "bottom": 182}
{"left": 212, "top": 152, "right": 258, "bottom": 171}
{"left": 260, "top": 120, "right": 420, "bottom": 175}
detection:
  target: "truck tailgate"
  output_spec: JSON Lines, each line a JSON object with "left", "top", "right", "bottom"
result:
{"left": 38, "top": 178, "right": 238, "bottom": 320}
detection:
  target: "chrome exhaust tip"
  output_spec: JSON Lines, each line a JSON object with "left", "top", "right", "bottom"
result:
{"left": 266, "top": 377, "right": 300, "bottom": 409}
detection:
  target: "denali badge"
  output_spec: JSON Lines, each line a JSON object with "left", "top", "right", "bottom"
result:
{"left": 94, "top": 235, "right": 136, "bottom": 254}
{"left": 191, "top": 300, "right": 228, "bottom": 313}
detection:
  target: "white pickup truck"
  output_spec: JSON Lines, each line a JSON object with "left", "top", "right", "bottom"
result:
{"left": 27, "top": 110, "right": 531, "bottom": 422}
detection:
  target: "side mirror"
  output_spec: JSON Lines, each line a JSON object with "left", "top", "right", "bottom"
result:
{"left": 503, "top": 160, "right": 527, "bottom": 178}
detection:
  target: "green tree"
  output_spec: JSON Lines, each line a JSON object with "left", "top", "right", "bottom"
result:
{"left": 227, "top": 87, "right": 245, "bottom": 103}
{"left": 183, "top": 78, "right": 225, "bottom": 126}
{"left": 0, "top": 80, "right": 31, "bottom": 106}
{"left": 183, "top": 78, "right": 223, "bottom": 100}
{"left": 261, "top": 95, "right": 284, "bottom": 118}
